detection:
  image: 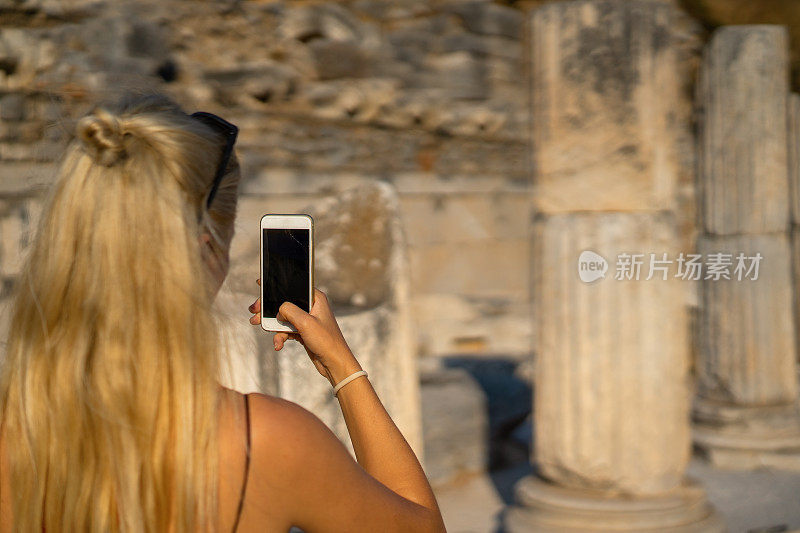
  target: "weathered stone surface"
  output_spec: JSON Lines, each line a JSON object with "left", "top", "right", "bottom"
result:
{"left": 277, "top": 3, "right": 381, "bottom": 48}
{"left": 311, "top": 184, "right": 392, "bottom": 309}
{"left": 533, "top": 211, "right": 691, "bottom": 495}
{"left": 0, "top": 120, "right": 43, "bottom": 143}
{"left": 411, "top": 293, "right": 531, "bottom": 357}
{"left": 0, "top": 162, "right": 56, "bottom": 195}
{"left": 699, "top": 26, "right": 791, "bottom": 235}
{"left": 696, "top": 233, "right": 797, "bottom": 405}
{"left": 420, "top": 365, "right": 488, "bottom": 485}
{"left": 308, "top": 39, "right": 371, "bottom": 80}
{"left": 0, "top": 93, "right": 26, "bottom": 122}
{"left": 204, "top": 61, "right": 299, "bottom": 106}
{"left": 0, "top": 34, "right": 48, "bottom": 90}
{"left": 789, "top": 93, "right": 800, "bottom": 226}
{"left": 507, "top": 476, "right": 724, "bottom": 533}
{"left": 0, "top": 197, "right": 42, "bottom": 293}
{"left": 0, "top": 140, "right": 64, "bottom": 161}
{"left": 446, "top": 2, "right": 523, "bottom": 40}
{"left": 408, "top": 239, "right": 528, "bottom": 296}
{"left": 427, "top": 51, "right": 489, "bottom": 100}
{"left": 693, "top": 398, "right": 800, "bottom": 470}
{"left": 529, "top": 0, "right": 686, "bottom": 213}
{"left": 399, "top": 193, "right": 530, "bottom": 246}
{"left": 231, "top": 113, "right": 528, "bottom": 179}
{"left": 794, "top": 226, "right": 800, "bottom": 363}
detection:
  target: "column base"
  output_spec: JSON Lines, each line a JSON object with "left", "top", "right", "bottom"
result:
{"left": 504, "top": 475, "right": 724, "bottom": 532}
{"left": 693, "top": 397, "right": 800, "bottom": 470}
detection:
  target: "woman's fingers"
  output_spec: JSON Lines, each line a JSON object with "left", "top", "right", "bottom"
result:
{"left": 273, "top": 332, "right": 303, "bottom": 350}
{"left": 249, "top": 279, "right": 262, "bottom": 325}
{"left": 277, "top": 301, "right": 310, "bottom": 330}
{"left": 273, "top": 332, "right": 289, "bottom": 350}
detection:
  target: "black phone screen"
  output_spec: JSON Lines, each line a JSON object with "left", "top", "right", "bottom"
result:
{"left": 262, "top": 228, "right": 310, "bottom": 318}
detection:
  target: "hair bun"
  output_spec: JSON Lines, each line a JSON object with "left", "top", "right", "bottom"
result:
{"left": 76, "top": 108, "right": 129, "bottom": 167}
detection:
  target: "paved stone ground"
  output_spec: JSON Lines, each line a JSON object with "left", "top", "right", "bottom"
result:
{"left": 434, "top": 456, "right": 800, "bottom": 533}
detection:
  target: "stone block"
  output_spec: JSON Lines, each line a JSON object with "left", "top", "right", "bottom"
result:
{"left": 410, "top": 293, "right": 531, "bottom": 357}
{"left": 308, "top": 39, "right": 369, "bottom": 80}
{"left": 789, "top": 93, "right": 800, "bottom": 226}
{"left": 427, "top": 52, "right": 489, "bottom": 101}
{"left": 697, "top": 232, "right": 797, "bottom": 405}
{"left": 0, "top": 197, "right": 42, "bottom": 284}
{"left": 0, "top": 93, "right": 25, "bottom": 122}
{"left": 0, "top": 120, "right": 42, "bottom": 143}
{"left": 795, "top": 225, "right": 800, "bottom": 362}
{"left": 533, "top": 211, "right": 691, "bottom": 494}
{"left": 278, "top": 3, "right": 380, "bottom": 46}
{"left": 0, "top": 162, "right": 55, "bottom": 195}
{"left": 408, "top": 238, "right": 529, "bottom": 298}
{"left": 699, "top": 26, "right": 791, "bottom": 234}
{"left": 441, "top": 33, "right": 523, "bottom": 62}
{"left": 420, "top": 365, "right": 489, "bottom": 485}
{"left": 204, "top": 61, "right": 299, "bottom": 106}
{"left": 0, "top": 141, "right": 64, "bottom": 162}
{"left": 529, "top": 0, "right": 687, "bottom": 213}
{"left": 0, "top": 28, "right": 57, "bottom": 88}
{"left": 399, "top": 193, "right": 531, "bottom": 246}
{"left": 232, "top": 112, "right": 527, "bottom": 177}
{"left": 447, "top": 2, "right": 523, "bottom": 40}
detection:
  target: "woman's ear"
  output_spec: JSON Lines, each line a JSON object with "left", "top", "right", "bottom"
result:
{"left": 199, "top": 232, "right": 213, "bottom": 251}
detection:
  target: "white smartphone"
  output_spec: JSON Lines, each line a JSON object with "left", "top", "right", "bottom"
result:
{"left": 260, "top": 214, "right": 314, "bottom": 333}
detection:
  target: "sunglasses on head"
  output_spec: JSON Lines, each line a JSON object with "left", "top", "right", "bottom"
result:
{"left": 191, "top": 111, "right": 238, "bottom": 209}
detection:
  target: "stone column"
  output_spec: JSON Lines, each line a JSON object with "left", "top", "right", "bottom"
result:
{"left": 792, "top": 94, "right": 800, "bottom": 373}
{"left": 694, "top": 25, "right": 800, "bottom": 468}
{"left": 507, "top": 1, "right": 722, "bottom": 530}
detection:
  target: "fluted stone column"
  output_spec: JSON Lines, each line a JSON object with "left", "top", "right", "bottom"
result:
{"left": 699, "top": 26, "right": 790, "bottom": 235}
{"left": 508, "top": 213, "right": 720, "bottom": 531}
{"left": 694, "top": 25, "right": 800, "bottom": 468}
{"left": 533, "top": 213, "right": 690, "bottom": 495}
{"left": 508, "top": 1, "right": 721, "bottom": 530}
{"left": 787, "top": 94, "right": 800, "bottom": 227}
{"left": 790, "top": 94, "right": 800, "bottom": 368}
{"left": 697, "top": 234, "right": 796, "bottom": 405}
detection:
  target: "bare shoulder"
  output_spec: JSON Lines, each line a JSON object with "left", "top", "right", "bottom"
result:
{"left": 226, "top": 392, "right": 443, "bottom": 532}
{"left": 243, "top": 393, "right": 354, "bottom": 520}
{"left": 246, "top": 392, "right": 338, "bottom": 453}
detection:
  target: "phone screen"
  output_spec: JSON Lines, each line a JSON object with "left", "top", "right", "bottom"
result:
{"left": 262, "top": 228, "right": 311, "bottom": 318}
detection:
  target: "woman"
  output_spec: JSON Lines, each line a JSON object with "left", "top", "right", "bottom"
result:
{"left": 0, "top": 92, "right": 445, "bottom": 532}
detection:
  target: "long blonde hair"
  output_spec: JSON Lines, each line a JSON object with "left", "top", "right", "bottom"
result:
{"left": 0, "top": 92, "right": 240, "bottom": 531}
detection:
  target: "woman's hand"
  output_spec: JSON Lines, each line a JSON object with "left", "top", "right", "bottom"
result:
{"left": 249, "top": 281, "right": 363, "bottom": 386}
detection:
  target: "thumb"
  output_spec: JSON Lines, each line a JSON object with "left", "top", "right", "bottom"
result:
{"left": 277, "top": 301, "right": 311, "bottom": 330}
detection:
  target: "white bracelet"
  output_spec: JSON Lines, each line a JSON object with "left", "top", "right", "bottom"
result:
{"left": 333, "top": 370, "right": 368, "bottom": 396}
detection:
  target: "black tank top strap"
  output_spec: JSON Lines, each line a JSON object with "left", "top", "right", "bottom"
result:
{"left": 231, "top": 392, "right": 252, "bottom": 533}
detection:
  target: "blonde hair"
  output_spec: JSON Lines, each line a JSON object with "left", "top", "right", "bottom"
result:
{"left": 0, "top": 92, "right": 240, "bottom": 531}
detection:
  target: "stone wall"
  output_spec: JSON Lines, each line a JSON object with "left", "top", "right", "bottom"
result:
{"left": 0, "top": 0, "right": 536, "bottom": 358}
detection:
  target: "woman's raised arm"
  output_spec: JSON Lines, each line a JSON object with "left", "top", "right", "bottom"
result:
{"left": 249, "top": 287, "right": 446, "bottom": 532}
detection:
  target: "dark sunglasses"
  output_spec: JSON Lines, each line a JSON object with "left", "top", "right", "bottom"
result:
{"left": 191, "top": 111, "right": 238, "bottom": 209}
